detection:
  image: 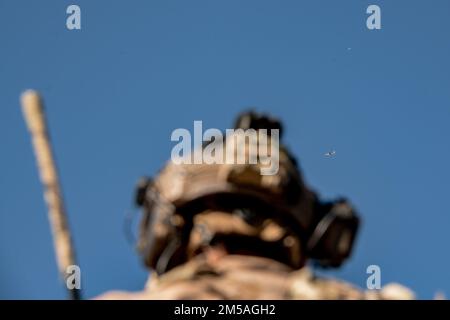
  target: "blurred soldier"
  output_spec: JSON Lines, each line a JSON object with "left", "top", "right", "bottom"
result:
{"left": 98, "top": 111, "right": 414, "bottom": 300}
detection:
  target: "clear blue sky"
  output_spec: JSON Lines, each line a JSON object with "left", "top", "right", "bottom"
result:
{"left": 1, "top": 0, "right": 450, "bottom": 299}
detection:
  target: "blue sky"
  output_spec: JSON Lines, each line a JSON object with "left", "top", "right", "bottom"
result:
{"left": 1, "top": 0, "right": 450, "bottom": 299}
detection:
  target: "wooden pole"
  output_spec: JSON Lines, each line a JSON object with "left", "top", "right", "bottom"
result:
{"left": 21, "top": 90, "right": 81, "bottom": 300}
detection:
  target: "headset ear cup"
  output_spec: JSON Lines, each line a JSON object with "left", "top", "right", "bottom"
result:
{"left": 319, "top": 216, "right": 359, "bottom": 267}
{"left": 308, "top": 200, "right": 360, "bottom": 268}
{"left": 134, "top": 177, "right": 172, "bottom": 270}
{"left": 137, "top": 204, "right": 172, "bottom": 270}
{"left": 135, "top": 179, "right": 191, "bottom": 273}
{"left": 138, "top": 205, "right": 177, "bottom": 270}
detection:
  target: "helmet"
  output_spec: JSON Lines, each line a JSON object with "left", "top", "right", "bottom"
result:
{"left": 135, "top": 111, "right": 360, "bottom": 274}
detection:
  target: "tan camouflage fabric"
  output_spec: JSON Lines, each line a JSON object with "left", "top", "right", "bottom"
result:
{"left": 96, "top": 254, "right": 414, "bottom": 300}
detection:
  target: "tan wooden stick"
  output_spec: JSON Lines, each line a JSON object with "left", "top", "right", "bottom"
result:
{"left": 21, "top": 90, "right": 80, "bottom": 299}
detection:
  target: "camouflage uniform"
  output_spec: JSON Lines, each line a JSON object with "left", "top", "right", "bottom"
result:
{"left": 98, "top": 253, "right": 414, "bottom": 300}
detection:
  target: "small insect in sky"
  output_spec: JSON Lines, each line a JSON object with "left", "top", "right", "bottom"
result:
{"left": 324, "top": 150, "right": 336, "bottom": 157}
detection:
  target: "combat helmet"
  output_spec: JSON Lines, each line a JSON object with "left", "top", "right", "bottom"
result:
{"left": 134, "top": 111, "right": 360, "bottom": 274}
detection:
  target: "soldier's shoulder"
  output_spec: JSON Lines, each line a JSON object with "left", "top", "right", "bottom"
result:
{"left": 288, "top": 268, "right": 415, "bottom": 300}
